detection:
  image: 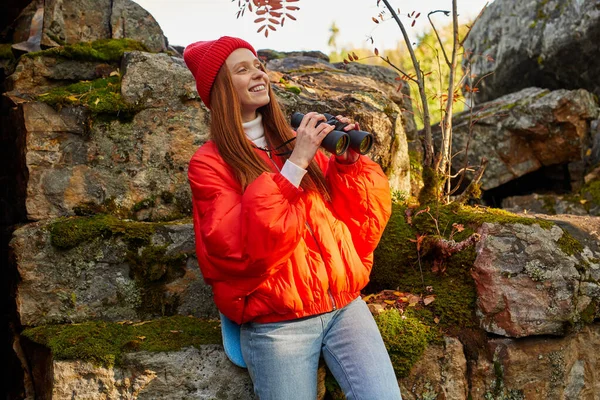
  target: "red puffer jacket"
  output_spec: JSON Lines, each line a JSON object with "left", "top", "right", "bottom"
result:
{"left": 188, "top": 140, "right": 392, "bottom": 324}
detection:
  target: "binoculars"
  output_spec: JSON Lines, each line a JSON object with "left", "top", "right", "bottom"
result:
{"left": 290, "top": 112, "right": 373, "bottom": 156}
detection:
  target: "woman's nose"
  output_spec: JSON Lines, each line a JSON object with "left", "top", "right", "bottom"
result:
{"left": 252, "top": 67, "right": 267, "bottom": 78}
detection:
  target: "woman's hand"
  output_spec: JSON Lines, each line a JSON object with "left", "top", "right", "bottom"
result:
{"left": 289, "top": 112, "right": 335, "bottom": 169}
{"left": 334, "top": 115, "right": 360, "bottom": 164}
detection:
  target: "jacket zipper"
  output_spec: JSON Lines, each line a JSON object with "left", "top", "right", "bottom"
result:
{"left": 264, "top": 151, "right": 337, "bottom": 311}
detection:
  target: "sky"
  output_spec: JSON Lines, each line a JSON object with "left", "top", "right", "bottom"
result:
{"left": 134, "top": 0, "right": 492, "bottom": 54}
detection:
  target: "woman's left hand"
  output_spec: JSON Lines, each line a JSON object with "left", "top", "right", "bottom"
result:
{"left": 335, "top": 115, "right": 360, "bottom": 164}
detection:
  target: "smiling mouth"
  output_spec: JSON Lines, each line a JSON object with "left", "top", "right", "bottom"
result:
{"left": 249, "top": 84, "right": 266, "bottom": 92}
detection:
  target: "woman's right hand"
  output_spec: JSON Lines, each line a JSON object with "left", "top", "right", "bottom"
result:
{"left": 288, "top": 112, "right": 335, "bottom": 169}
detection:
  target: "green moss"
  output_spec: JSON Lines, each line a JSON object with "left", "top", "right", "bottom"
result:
{"left": 37, "top": 76, "right": 138, "bottom": 117}
{"left": 131, "top": 197, "right": 156, "bottom": 213}
{"left": 557, "top": 230, "right": 584, "bottom": 256}
{"left": 582, "top": 180, "right": 600, "bottom": 204}
{"left": 375, "top": 309, "right": 430, "bottom": 378}
{"left": 126, "top": 245, "right": 187, "bottom": 315}
{"left": 22, "top": 315, "right": 221, "bottom": 367}
{"left": 418, "top": 166, "right": 443, "bottom": 205}
{"left": 580, "top": 301, "right": 598, "bottom": 325}
{"left": 73, "top": 198, "right": 129, "bottom": 218}
{"left": 49, "top": 214, "right": 156, "bottom": 250}
{"left": 0, "top": 43, "right": 15, "bottom": 60}
{"left": 284, "top": 84, "right": 302, "bottom": 94}
{"left": 26, "top": 38, "right": 148, "bottom": 62}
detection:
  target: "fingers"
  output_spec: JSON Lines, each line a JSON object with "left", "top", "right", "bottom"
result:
{"left": 336, "top": 115, "right": 359, "bottom": 131}
{"left": 299, "top": 112, "right": 326, "bottom": 131}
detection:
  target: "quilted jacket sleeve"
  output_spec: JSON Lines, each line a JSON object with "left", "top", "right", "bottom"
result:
{"left": 188, "top": 146, "right": 306, "bottom": 294}
{"left": 326, "top": 155, "right": 392, "bottom": 261}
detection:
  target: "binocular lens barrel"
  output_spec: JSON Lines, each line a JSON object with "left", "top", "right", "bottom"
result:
{"left": 290, "top": 112, "right": 372, "bottom": 156}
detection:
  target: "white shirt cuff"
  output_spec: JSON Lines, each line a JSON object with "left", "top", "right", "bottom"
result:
{"left": 280, "top": 159, "right": 307, "bottom": 188}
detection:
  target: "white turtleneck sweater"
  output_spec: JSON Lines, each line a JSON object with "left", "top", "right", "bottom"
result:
{"left": 242, "top": 114, "right": 307, "bottom": 188}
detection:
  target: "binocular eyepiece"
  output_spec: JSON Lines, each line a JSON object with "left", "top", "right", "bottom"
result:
{"left": 290, "top": 112, "right": 374, "bottom": 156}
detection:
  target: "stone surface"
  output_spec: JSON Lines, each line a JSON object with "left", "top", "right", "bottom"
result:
{"left": 120, "top": 51, "right": 198, "bottom": 108}
{"left": 440, "top": 87, "right": 599, "bottom": 191}
{"left": 502, "top": 193, "right": 596, "bottom": 216}
{"left": 110, "top": 0, "right": 167, "bottom": 52}
{"left": 469, "top": 323, "right": 600, "bottom": 400}
{"left": 12, "top": 220, "right": 217, "bottom": 327}
{"left": 472, "top": 219, "right": 600, "bottom": 337}
{"left": 17, "top": 100, "right": 207, "bottom": 221}
{"left": 49, "top": 346, "right": 255, "bottom": 399}
{"left": 40, "top": 0, "right": 166, "bottom": 51}
{"left": 463, "top": 0, "right": 600, "bottom": 105}
{"left": 399, "top": 337, "right": 468, "bottom": 400}
{"left": 5, "top": 55, "right": 117, "bottom": 95}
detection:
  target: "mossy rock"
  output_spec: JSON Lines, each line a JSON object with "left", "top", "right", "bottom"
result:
{"left": 37, "top": 75, "right": 138, "bottom": 117}
{"left": 375, "top": 309, "right": 431, "bottom": 378}
{"left": 370, "top": 203, "right": 555, "bottom": 332}
{"left": 0, "top": 43, "right": 15, "bottom": 60}
{"left": 49, "top": 214, "right": 157, "bottom": 250}
{"left": 26, "top": 38, "right": 148, "bottom": 63}
{"left": 21, "top": 315, "right": 221, "bottom": 368}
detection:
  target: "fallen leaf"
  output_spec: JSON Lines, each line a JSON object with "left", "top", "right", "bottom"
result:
{"left": 384, "top": 300, "right": 396, "bottom": 305}
{"left": 368, "top": 303, "right": 385, "bottom": 315}
{"left": 434, "top": 317, "right": 440, "bottom": 324}
{"left": 170, "top": 330, "right": 181, "bottom": 333}
{"left": 94, "top": 98, "right": 100, "bottom": 106}
{"left": 109, "top": 70, "right": 119, "bottom": 77}
{"left": 137, "top": 336, "right": 146, "bottom": 340}
{"left": 393, "top": 291, "right": 403, "bottom": 296}
{"left": 362, "top": 294, "right": 374, "bottom": 302}
{"left": 423, "top": 295, "right": 435, "bottom": 305}
{"left": 407, "top": 294, "right": 420, "bottom": 306}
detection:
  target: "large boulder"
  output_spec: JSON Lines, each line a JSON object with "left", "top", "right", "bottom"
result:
{"left": 470, "top": 323, "right": 600, "bottom": 399}
{"left": 12, "top": 218, "right": 217, "bottom": 327}
{"left": 441, "top": 87, "right": 599, "bottom": 191}
{"left": 41, "top": 0, "right": 167, "bottom": 51}
{"left": 47, "top": 346, "right": 256, "bottom": 400}
{"left": 472, "top": 215, "right": 600, "bottom": 337}
{"left": 464, "top": 0, "right": 600, "bottom": 105}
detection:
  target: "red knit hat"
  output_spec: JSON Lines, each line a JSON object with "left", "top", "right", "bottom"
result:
{"left": 183, "top": 36, "right": 257, "bottom": 109}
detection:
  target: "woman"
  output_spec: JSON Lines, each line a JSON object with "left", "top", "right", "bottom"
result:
{"left": 183, "top": 36, "right": 402, "bottom": 400}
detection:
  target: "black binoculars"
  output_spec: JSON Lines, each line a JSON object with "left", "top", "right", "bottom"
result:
{"left": 290, "top": 112, "right": 374, "bottom": 156}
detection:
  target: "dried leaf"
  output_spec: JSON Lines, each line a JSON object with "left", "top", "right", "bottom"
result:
{"left": 411, "top": 19, "right": 416, "bottom": 27}
{"left": 109, "top": 70, "right": 119, "bottom": 77}
{"left": 254, "top": 17, "right": 266, "bottom": 23}
{"left": 384, "top": 300, "right": 396, "bottom": 305}
{"left": 423, "top": 295, "right": 435, "bottom": 305}
{"left": 372, "top": 17, "right": 380, "bottom": 24}
{"left": 94, "top": 98, "right": 100, "bottom": 106}
{"left": 434, "top": 316, "right": 440, "bottom": 324}
{"left": 368, "top": 303, "right": 386, "bottom": 315}
{"left": 137, "top": 336, "right": 146, "bottom": 340}
{"left": 407, "top": 294, "right": 420, "bottom": 306}
{"left": 374, "top": 48, "right": 379, "bottom": 56}
{"left": 170, "top": 330, "right": 181, "bottom": 333}
{"left": 393, "top": 291, "right": 403, "bottom": 296}
{"left": 362, "top": 294, "right": 374, "bottom": 302}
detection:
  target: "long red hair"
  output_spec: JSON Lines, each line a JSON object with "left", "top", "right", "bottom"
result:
{"left": 208, "top": 64, "right": 331, "bottom": 200}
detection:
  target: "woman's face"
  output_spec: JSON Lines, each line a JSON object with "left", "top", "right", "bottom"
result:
{"left": 225, "top": 48, "right": 270, "bottom": 122}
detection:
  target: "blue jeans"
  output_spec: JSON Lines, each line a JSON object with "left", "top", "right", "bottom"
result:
{"left": 240, "top": 296, "right": 403, "bottom": 400}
